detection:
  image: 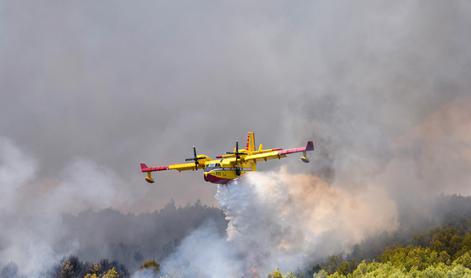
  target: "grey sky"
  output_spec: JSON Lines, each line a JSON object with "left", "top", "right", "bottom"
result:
{"left": 1, "top": 0, "right": 471, "bottom": 211}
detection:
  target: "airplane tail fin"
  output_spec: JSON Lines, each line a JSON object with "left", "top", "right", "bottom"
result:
{"left": 246, "top": 131, "right": 255, "bottom": 154}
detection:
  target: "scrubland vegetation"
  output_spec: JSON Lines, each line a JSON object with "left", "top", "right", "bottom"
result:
{"left": 271, "top": 195, "right": 471, "bottom": 278}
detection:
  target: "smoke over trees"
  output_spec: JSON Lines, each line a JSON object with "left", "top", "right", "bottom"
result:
{"left": 2, "top": 193, "right": 470, "bottom": 277}
{"left": 1, "top": 0, "right": 471, "bottom": 277}
{"left": 312, "top": 212, "right": 471, "bottom": 277}
{"left": 0, "top": 200, "right": 225, "bottom": 276}
{"left": 265, "top": 195, "right": 471, "bottom": 277}
{"left": 59, "top": 201, "right": 226, "bottom": 269}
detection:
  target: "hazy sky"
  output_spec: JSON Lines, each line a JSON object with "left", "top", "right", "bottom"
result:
{"left": 1, "top": 0, "right": 470, "bottom": 211}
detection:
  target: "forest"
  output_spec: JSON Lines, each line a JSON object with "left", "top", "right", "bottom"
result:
{"left": 0, "top": 200, "right": 225, "bottom": 278}
{"left": 2, "top": 195, "right": 471, "bottom": 277}
{"left": 270, "top": 195, "right": 471, "bottom": 277}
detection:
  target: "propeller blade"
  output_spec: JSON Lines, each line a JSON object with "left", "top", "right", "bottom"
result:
{"left": 186, "top": 157, "right": 206, "bottom": 161}
{"left": 193, "top": 146, "right": 201, "bottom": 169}
{"left": 185, "top": 146, "right": 203, "bottom": 169}
{"left": 236, "top": 141, "right": 240, "bottom": 159}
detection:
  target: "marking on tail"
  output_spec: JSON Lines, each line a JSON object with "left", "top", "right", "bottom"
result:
{"left": 246, "top": 131, "right": 255, "bottom": 154}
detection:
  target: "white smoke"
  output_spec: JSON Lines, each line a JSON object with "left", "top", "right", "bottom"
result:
{"left": 157, "top": 222, "right": 239, "bottom": 278}
{"left": 0, "top": 137, "right": 36, "bottom": 212}
{"left": 161, "top": 167, "right": 398, "bottom": 276}
{"left": 0, "top": 138, "right": 127, "bottom": 277}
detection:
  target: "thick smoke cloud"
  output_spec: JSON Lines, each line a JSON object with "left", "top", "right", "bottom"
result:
{"left": 1, "top": 0, "right": 471, "bottom": 276}
{"left": 161, "top": 169, "right": 398, "bottom": 276}
{"left": 0, "top": 137, "right": 227, "bottom": 276}
{"left": 1, "top": 0, "right": 470, "bottom": 211}
{"left": 0, "top": 138, "right": 129, "bottom": 277}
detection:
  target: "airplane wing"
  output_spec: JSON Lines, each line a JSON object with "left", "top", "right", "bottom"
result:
{"left": 242, "top": 141, "right": 314, "bottom": 163}
{"left": 140, "top": 162, "right": 203, "bottom": 172}
{"left": 140, "top": 161, "right": 205, "bottom": 183}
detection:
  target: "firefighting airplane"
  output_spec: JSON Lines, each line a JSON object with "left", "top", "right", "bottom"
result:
{"left": 140, "top": 131, "right": 314, "bottom": 185}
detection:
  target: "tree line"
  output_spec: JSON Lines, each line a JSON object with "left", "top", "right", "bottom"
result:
{"left": 270, "top": 195, "right": 471, "bottom": 278}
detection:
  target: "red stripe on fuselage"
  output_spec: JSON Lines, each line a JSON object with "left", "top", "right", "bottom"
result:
{"left": 204, "top": 174, "right": 234, "bottom": 184}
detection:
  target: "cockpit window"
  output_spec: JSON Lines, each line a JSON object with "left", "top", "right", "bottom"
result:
{"left": 205, "top": 163, "right": 221, "bottom": 171}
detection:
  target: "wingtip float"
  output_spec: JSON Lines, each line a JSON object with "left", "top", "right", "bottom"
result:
{"left": 140, "top": 131, "right": 315, "bottom": 185}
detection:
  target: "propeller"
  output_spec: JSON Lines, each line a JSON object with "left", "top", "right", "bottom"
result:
{"left": 226, "top": 141, "right": 246, "bottom": 176}
{"left": 185, "top": 146, "right": 204, "bottom": 170}
{"left": 226, "top": 141, "right": 247, "bottom": 159}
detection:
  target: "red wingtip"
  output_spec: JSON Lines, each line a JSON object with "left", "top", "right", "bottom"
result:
{"left": 140, "top": 163, "right": 149, "bottom": 172}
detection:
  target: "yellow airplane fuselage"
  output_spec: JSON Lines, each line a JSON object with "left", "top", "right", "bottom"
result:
{"left": 203, "top": 160, "right": 256, "bottom": 184}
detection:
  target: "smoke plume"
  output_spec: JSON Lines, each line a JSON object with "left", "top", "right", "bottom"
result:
{"left": 160, "top": 93, "right": 471, "bottom": 276}
{"left": 1, "top": 0, "right": 471, "bottom": 276}
{"left": 0, "top": 137, "right": 227, "bottom": 277}
{"left": 161, "top": 168, "right": 398, "bottom": 276}
{"left": 0, "top": 138, "right": 128, "bottom": 277}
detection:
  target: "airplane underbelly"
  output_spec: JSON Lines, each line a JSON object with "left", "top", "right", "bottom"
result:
{"left": 204, "top": 168, "right": 252, "bottom": 184}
